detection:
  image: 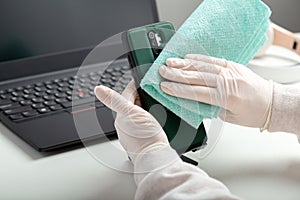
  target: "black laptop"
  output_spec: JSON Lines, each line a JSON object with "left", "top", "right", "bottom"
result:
{"left": 0, "top": 0, "right": 159, "bottom": 151}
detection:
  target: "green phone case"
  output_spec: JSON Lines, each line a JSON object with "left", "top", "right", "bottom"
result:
{"left": 124, "top": 22, "right": 207, "bottom": 154}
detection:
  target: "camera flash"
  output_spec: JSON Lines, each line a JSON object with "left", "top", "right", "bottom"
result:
{"left": 155, "top": 33, "right": 162, "bottom": 47}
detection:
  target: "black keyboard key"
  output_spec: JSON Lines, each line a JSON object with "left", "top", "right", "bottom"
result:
{"left": 32, "top": 97, "right": 44, "bottom": 103}
{"left": 111, "top": 77, "right": 119, "bottom": 81}
{"left": 73, "top": 84, "right": 82, "bottom": 89}
{"left": 43, "top": 95, "right": 56, "bottom": 101}
{"left": 61, "top": 102, "right": 72, "bottom": 108}
{"left": 44, "top": 81, "right": 52, "bottom": 85}
{"left": 37, "top": 107, "right": 50, "bottom": 114}
{"left": 82, "top": 83, "right": 94, "bottom": 89}
{"left": 62, "top": 77, "right": 69, "bottom": 82}
{"left": 9, "top": 114, "right": 24, "bottom": 121}
{"left": 66, "top": 96, "right": 73, "bottom": 101}
{"left": 34, "top": 86, "right": 46, "bottom": 92}
{"left": 66, "top": 91, "right": 73, "bottom": 96}
{"left": 11, "top": 97, "right": 24, "bottom": 102}
{"left": 20, "top": 100, "right": 32, "bottom": 106}
{"left": 46, "top": 84, "right": 58, "bottom": 90}
{"left": 16, "top": 86, "right": 24, "bottom": 91}
{"left": 55, "top": 98, "right": 68, "bottom": 104}
{"left": 34, "top": 87, "right": 41, "bottom": 92}
{"left": 44, "top": 101, "right": 57, "bottom": 106}
{"left": 23, "top": 88, "right": 35, "bottom": 94}
{"left": 53, "top": 79, "right": 61, "bottom": 83}
{"left": 34, "top": 92, "right": 47, "bottom": 97}
{"left": 4, "top": 106, "right": 32, "bottom": 115}
{"left": 0, "top": 103, "right": 20, "bottom": 111}
{"left": 57, "top": 82, "right": 69, "bottom": 88}
{"left": 76, "top": 88, "right": 89, "bottom": 93}
{"left": 24, "top": 85, "right": 33, "bottom": 89}
{"left": 22, "top": 110, "right": 38, "bottom": 117}
{"left": 89, "top": 78, "right": 98, "bottom": 83}
{"left": 120, "top": 79, "right": 130, "bottom": 85}
{"left": 46, "top": 89, "right": 56, "bottom": 95}
{"left": 122, "top": 65, "right": 130, "bottom": 70}
{"left": 78, "top": 78, "right": 88, "bottom": 83}
{"left": 101, "top": 74, "right": 112, "bottom": 79}
{"left": 6, "top": 88, "right": 14, "bottom": 93}
{"left": 68, "top": 85, "right": 75, "bottom": 90}
{"left": 55, "top": 93, "right": 67, "bottom": 98}
{"left": 32, "top": 103, "right": 45, "bottom": 109}
{"left": 113, "top": 66, "right": 122, "bottom": 72}
{"left": 105, "top": 68, "right": 113, "bottom": 73}
{"left": 101, "top": 83, "right": 112, "bottom": 87}
{"left": 88, "top": 85, "right": 95, "bottom": 91}
{"left": 35, "top": 82, "right": 44, "bottom": 87}
{"left": 123, "top": 72, "right": 132, "bottom": 78}
{"left": 57, "top": 87, "right": 70, "bottom": 92}
{"left": 124, "top": 77, "right": 132, "bottom": 82}
{"left": 79, "top": 82, "right": 89, "bottom": 88}
{"left": 0, "top": 90, "right": 6, "bottom": 95}
{"left": 108, "top": 82, "right": 116, "bottom": 88}
{"left": 88, "top": 72, "right": 97, "bottom": 77}
{"left": 89, "top": 81, "right": 99, "bottom": 86}
{"left": 68, "top": 79, "right": 75, "bottom": 85}
{"left": 50, "top": 105, "right": 62, "bottom": 111}
{"left": 23, "top": 94, "right": 35, "bottom": 100}
{"left": 100, "top": 78, "right": 111, "bottom": 84}
{"left": 89, "top": 76, "right": 98, "bottom": 81}
{"left": 0, "top": 94, "right": 12, "bottom": 99}
{"left": 71, "top": 75, "right": 78, "bottom": 80}
{"left": 89, "top": 91, "right": 95, "bottom": 96}
{"left": 75, "top": 90, "right": 90, "bottom": 98}
{"left": 112, "top": 72, "right": 123, "bottom": 77}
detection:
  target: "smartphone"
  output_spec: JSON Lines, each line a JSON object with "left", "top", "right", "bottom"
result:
{"left": 123, "top": 22, "right": 207, "bottom": 154}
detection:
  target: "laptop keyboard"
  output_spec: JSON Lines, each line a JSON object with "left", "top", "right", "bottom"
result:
{"left": 0, "top": 65, "right": 132, "bottom": 122}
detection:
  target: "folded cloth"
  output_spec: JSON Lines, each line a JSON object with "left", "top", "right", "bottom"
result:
{"left": 141, "top": 0, "right": 272, "bottom": 128}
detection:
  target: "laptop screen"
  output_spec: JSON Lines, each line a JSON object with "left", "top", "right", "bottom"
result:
{"left": 0, "top": 0, "right": 158, "bottom": 63}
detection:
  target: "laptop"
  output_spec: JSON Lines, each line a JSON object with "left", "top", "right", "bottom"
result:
{"left": 0, "top": 0, "right": 159, "bottom": 151}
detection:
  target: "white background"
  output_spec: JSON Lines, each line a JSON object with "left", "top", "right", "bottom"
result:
{"left": 156, "top": 0, "right": 300, "bottom": 32}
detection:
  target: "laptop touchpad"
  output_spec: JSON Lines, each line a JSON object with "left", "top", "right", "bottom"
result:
{"left": 70, "top": 106, "right": 115, "bottom": 139}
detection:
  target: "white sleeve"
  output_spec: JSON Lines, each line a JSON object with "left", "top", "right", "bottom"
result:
{"left": 268, "top": 83, "right": 300, "bottom": 136}
{"left": 133, "top": 146, "right": 239, "bottom": 200}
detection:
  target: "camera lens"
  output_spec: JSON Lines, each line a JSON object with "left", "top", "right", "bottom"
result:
{"left": 148, "top": 31, "right": 155, "bottom": 39}
{"left": 151, "top": 40, "right": 157, "bottom": 47}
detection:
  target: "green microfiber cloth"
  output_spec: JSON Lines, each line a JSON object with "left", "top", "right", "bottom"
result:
{"left": 141, "top": 0, "right": 272, "bottom": 129}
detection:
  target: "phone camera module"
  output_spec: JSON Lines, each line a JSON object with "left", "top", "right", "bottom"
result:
{"left": 148, "top": 30, "right": 164, "bottom": 50}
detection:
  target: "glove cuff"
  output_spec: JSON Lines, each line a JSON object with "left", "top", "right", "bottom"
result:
{"left": 268, "top": 83, "right": 300, "bottom": 134}
{"left": 260, "top": 80, "right": 274, "bottom": 132}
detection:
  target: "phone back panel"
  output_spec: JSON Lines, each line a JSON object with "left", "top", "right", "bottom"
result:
{"left": 124, "top": 22, "right": 207, "bottom": 154}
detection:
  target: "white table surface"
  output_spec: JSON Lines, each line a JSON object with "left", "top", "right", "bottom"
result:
{"left": 1, "top": 45, "right": 300, "bottom": 200}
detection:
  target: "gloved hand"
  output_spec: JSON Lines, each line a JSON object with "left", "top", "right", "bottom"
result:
{"left": 159, "top": 54, "right": 274, "bottom": 130}
{"left": 94, "top": 81, "right": 170, "bottom": 164}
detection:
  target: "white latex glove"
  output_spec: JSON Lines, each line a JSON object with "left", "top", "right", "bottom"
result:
{"left": 94, "top": 81, "right": 170, "bottom": 164}
{"left": 159, "top": 54, "right": 274, "bottom": 130}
